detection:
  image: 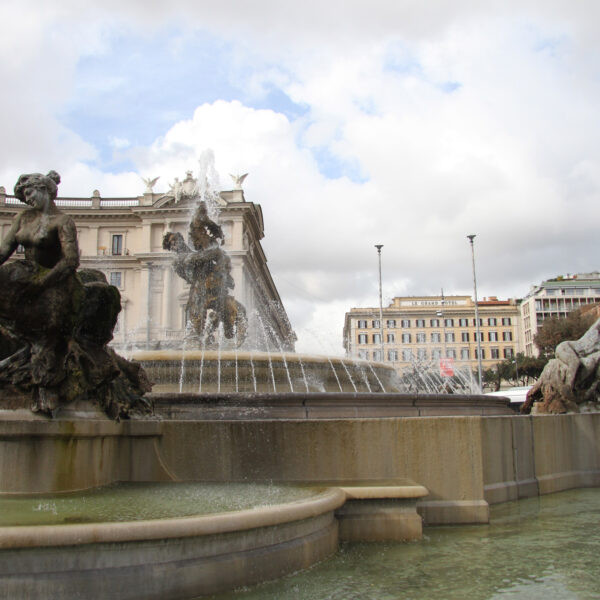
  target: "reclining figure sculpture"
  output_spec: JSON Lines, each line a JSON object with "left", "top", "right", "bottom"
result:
{"left": 522, "top": 316, "right": 600, "bottom": 414}
{"left": 0, "top": 171, "right": 151, "bottom": 418}
{"left": 163, "top": 200, "right": 247, "bottom": 347}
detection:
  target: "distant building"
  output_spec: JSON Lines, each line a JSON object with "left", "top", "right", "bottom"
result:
{"left": 520, "top": 272, "right": 600, "bottom": 356}
{"left": 343, "top": 295, "right": 520, "bottom": 375}
{"left": 0, "top": 173, "right": 295, "bottom": 351}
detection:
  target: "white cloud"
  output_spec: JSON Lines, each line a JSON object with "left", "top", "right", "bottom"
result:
{"left": 2, "top": 1, "right": 600, "bottom": 353}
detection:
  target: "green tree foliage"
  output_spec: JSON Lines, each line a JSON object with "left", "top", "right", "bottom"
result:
{"left": 534, "top": 305, "right": 598, "bottom": 358}
{"left": 481, "top": 352, "right": 548, "bottom": 391}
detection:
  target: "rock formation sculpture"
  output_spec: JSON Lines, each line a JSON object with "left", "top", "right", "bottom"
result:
{"left": 522, "top": 316, "right": 600, "bottom": 414}
{"left": 163, "top": 200, "right": 247, "bottom": 347}
{"left": 0, "top": 171, "right": 151, "bottom": 418}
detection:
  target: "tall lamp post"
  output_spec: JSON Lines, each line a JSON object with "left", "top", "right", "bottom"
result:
{"left": 375, "top": 245, "right": 385, "bottom": 361}
{"left": 467, "top": 235, "right": 483, "bottom": 390}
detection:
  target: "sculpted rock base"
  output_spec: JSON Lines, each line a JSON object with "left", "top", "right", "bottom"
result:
{"left": 523, "top": 317, "right": 600, "bottom": 414}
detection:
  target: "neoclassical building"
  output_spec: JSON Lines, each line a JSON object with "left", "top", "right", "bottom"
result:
{"left": 344, "top": 295, "right": 520, "bottom": 375}
{"left": 0, "top": 172, "right": 295, "bottom": 352}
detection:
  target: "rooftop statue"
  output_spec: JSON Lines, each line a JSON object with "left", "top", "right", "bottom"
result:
{"left": 163, "top": 200, "right": 247, "bottom": 347}
{"left": 141, "top": 175, "right": 160, "bottom": 193}
{"left": 0, "top": 171, "right": 151, "bottom": 418}
{"left": 522, "top": 316, "right": 600, "bottom": 413}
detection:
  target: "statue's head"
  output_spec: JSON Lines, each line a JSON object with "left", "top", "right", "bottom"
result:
{"left": 14, "top": 171, "right": 60, "bottom": 204}
{"left": 162, "top": 231, "right": 186, "bottom": 252}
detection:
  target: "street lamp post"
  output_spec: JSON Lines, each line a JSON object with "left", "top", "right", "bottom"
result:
{"left": 375, "top": 245, "right": 385, "bottom": 361}
{"left": 467, "top": 235, "right": 483, "bottom": 390}
{"left": 439, "top": 288, "right": 447, "bottom": 360}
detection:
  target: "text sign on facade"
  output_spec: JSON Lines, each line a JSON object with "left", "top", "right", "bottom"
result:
{"left": 439, "top": 358, "right": 454, "bottom": 377}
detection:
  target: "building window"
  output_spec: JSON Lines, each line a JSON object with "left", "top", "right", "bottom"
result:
{"left": 401, "top": 333, "right": 411, "bottom": 343}
{"left": 502, "top": 331, "right": 512, "bottom": 341}
{"left": 387, "top": 333, "right": 395, "bottom": 343}
{"left": 417, "top": 348, "right": 427, "bottom": 360}
{"left": 461, "top": 348, "right": 470, "bottom": 360}
{"left": 445, "top": 332, "right": 455, "bottom": 343}
{"left": 501, "top": 317, "right": 512, "bottom": 326}
{"left": 488, "top": 318, "right": 497, "bottom": 326}
{"left": 473, "top": 318, "right": 483, "bottom": 327}
{"left": 358, "top": 334, "right": 368, "bottom": 344}
{"left": 432, "top": 348, "right": 442, "bottom": 359}
{"left": 372, "top": 350, "right": 382, "bottom": 361}
{"left": 388, "top": 350, "right": 398, "bottom": 361}
{"left": 474, "top": 332, "right": 484, "bottom": 342}
{"left": 372, "top": 333, "right": 381, "bottom": 344}
{"left": 357, "top": 319, "right": 367, "bottom": 328}
{"left": 504, "top": 348, "right": 514, "bottom": 359}
{"left": 446, "top": 348, "right": 456, "bottom": 359}
{"left": 401, "top": 319, "right": 411, "bottom": 328}
{"left": 461, "top": 332, "right": 470, "bottom": 342}
{"left": 416, "top": 319, "right": 425, "bottom": 328}
{"left": 111, "top": 234, "right": 123, "bottom": 256}
{"left": 490, "top": 348, "right": 500, "bottom": 359}
{"left": 386, "top": 319, "right": 396, "bottom": 328}
{"left": 416, "top": 333, "right": 426, "bottom": 343}
{"left": 372, "top": 319, "right": 380, "bottom": 328}
{"left": 459, "top": 318, "right": 468, "bottom": 327}
{"left": 475, "top": 349, "right": 486, "bottom": 359}
{"left": 109, "top": 271, "right": 122, "bottom": 288}
{"left": 430, "top": 318, "right": 440, "bottom": 327}
{"left": 358, "top": 350, "right": 368, "bottom": 359}
{"left": 431, "top": 332, "right": 441, "bottom": 343}
{"left": 444, "top": 318, "right": 454, "bottom": 327}
{"left": 489, "top": 331, "right": 498, "bottom": 342}
{"left": 402, "top": 349, "right": 413, "bottom": 361}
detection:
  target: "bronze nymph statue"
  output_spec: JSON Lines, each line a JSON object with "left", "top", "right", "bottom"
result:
{"left": 0, "top": 171, "right": 151, "bottom": 418}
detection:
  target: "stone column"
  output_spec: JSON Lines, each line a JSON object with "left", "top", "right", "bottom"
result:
{"left": 161, "top": 264, "right": 173, "bottom": 332}
{"left": 138, "top": 263, "right": 153, "bottom": 348}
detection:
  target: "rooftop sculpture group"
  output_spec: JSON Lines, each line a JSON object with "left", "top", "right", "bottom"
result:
{"left": 0, "top": 171, "right": 151, "bottom": 418}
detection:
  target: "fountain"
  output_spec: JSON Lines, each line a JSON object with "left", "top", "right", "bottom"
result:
{"left": 0, "top": 168, "right": 598, "bottom": 599}
{"left": 132, "top": 161, "right": 510, "bottom": 419}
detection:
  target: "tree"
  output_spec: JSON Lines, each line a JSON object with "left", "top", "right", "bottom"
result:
{"left": 534, "top": 305, "right": 598, "bottom": 358}
{"left": 517, "top": 354, "right": 547, "bottom": 383}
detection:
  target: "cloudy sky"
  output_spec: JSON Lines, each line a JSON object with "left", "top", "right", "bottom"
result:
{"left": 1, "top": 1, "right": 599, "bottom": 354}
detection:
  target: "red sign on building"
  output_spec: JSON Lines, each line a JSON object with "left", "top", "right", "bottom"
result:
{"left": 439, "top": 358, "right": 455, "bottom": 377}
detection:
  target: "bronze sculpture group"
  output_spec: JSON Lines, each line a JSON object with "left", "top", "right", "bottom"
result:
{"left": 162, "top": 200, "right": 247, "bottom": 347}
{"left": 0, "top": 171, "right": 151, "bottom": 418}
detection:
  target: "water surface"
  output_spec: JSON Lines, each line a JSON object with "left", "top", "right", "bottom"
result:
{"left": 0, "top": 482, "right": 320, "bottom": 526}
{"left": 208, "top": 488, "right": 600, "bottom": 600}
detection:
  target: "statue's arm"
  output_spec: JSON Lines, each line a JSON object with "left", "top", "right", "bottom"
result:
{"left": 555, "top": 341, "right": 582, "bottom": 388}
{"left": 0, "top": 216, "right": 20, "bottom": 265}
{"left": 40, "top": 218, "right": 80, "bottom": 287}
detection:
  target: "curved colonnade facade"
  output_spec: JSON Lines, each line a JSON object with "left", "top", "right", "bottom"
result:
{"left": 0, "top": 175, "right": 295, "bottom": 353}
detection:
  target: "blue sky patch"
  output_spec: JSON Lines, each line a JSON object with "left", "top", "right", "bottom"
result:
{"left": 309, "top": 146, "right": 368, "bottom": 183}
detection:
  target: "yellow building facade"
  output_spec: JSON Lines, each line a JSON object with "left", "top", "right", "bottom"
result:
{"left": 343, "top": 295, "right": 521, "bottom": 375}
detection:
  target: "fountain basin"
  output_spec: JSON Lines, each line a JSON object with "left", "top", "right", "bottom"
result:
{"left": 134, "top": 350, "right": 399, "bottom": 394}
{"left": 0, "top": 480, "right": 428, "bottom": 599}
{"left": 0, "top": 484, "right": 344, "bottom": 599}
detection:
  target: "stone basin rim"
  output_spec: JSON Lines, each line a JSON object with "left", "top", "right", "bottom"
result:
{"left": 0, "top": 487, "right": 346, "bottom": 549}
{"left": 132, "top": 349, "right": 387, "bottom": 367}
